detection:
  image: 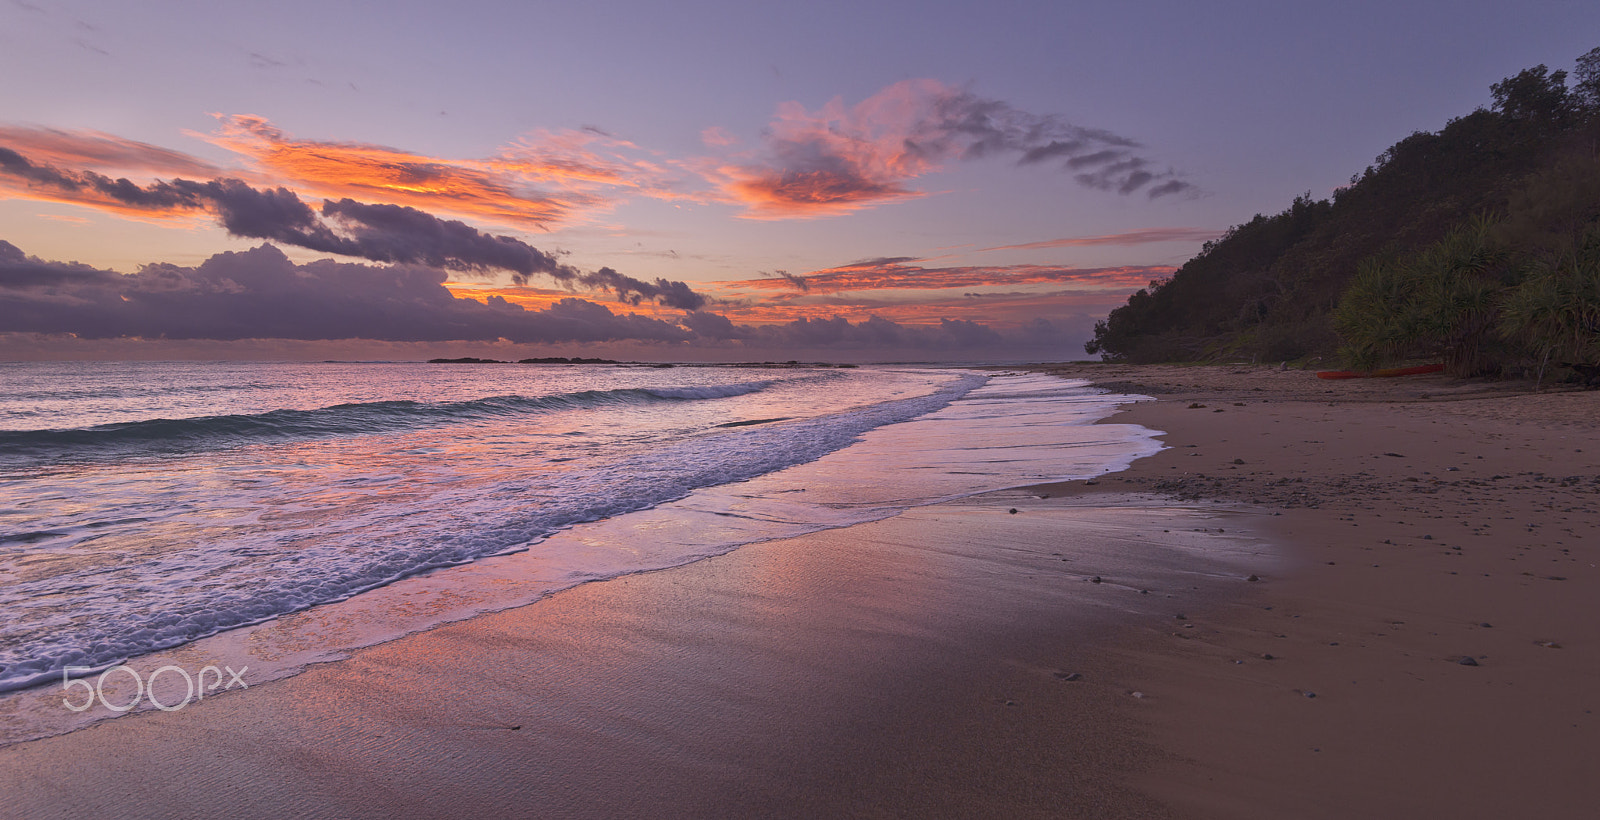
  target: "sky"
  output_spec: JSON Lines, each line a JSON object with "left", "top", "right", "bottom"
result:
{"left": 3, "top": 0, "right": 1598, "bottom": 361}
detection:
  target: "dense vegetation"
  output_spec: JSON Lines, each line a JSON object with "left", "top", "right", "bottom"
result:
{"left": 1087, "top": 47, "right": 1600, "bottom": 383}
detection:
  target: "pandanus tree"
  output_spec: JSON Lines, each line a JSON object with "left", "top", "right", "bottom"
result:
{"left": 1335, "top": 217, "right": 1513, "bottom": 375}
{"left": 1500, "top": 228, "right": 1600, "bottom": 385}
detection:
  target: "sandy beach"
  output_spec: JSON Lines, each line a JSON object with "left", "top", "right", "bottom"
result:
{"left": 2, "top": 364, "right": 1596, "bottom": 818}
{"left": 1043, "top": 363, "right": 1600, "bottom": 819}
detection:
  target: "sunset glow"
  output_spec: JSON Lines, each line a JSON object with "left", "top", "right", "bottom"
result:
{"left": 3, "top": 1, "right": 1589, "bottom": 360}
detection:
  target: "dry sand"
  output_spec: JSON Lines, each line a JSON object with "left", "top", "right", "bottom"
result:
{"left": 1036, "top": 363, "right": 1600, "bottom": 819}
{"left": 1, "top": 364, "right": 1595, "bottom": 818}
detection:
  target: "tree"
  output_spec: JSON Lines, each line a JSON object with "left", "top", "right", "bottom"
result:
{"left": 1500, "top": 227, "right": 1600, "bottom": 384}
{"left": 1572, "top": 47, "right": 1600, "bottom": 111}
{"left": 1490, "top": 65, "right": 1571, "bottom": 124}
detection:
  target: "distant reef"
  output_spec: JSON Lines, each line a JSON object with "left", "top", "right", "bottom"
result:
{"left": 426, "top": 357, "right": 620, "bottom": 364}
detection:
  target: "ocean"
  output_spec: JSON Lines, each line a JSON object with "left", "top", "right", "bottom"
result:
{"left": 0, "top": 361, "right": 1159, "bottom": 738}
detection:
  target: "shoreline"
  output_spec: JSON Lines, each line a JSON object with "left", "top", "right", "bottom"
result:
{"left": 1, "top": 364, "right": 1593, "bottom": 817}
{"left": 0, "top": 493, "right": 1267, "bottom": 819}
{"left": 0, "top": 371, "right": 1259, "bottom": 819}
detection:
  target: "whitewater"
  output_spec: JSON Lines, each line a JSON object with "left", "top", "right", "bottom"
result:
{"left": 0, "top": 361, "right": 1159, "bottom": 703}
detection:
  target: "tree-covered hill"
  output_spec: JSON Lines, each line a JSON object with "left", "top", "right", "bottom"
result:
{"left": 1087, "top": 47, "right": 1600, "bottom": 378}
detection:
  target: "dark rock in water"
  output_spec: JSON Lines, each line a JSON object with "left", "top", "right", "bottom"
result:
{"left": 1090, "top": 576, "right": 1102, "bottom": 584}
{"left": 1188, "top": 403, "right": 1207, "bottom": 409}
{"left": 1480, "top": 622, "right": 1493, "bottom": 628}
{"left": 1303, "top": 691, "right": 1317, "bottom": 699}
{"left": 1247, "top": 574, "right": 1260, "bottom": 582}
{"left": 1174, "top": 613, "right": 1187, "bottom": 620}
{"left": 1458, "top": 656, "right": 1480, "bottom": 666}
{"left": 1008, "top": 508, "right": 1018, "bottom": 514}
{"left": 1233, "top": 458, "right": 1246, "bottom": 464}
{"left": 1262, "top": 653, "right": 1275, "bottom": 660}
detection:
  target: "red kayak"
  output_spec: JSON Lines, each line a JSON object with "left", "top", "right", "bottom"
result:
{"left": 1316, "top": 363, "right": 1445, "bottom": 380}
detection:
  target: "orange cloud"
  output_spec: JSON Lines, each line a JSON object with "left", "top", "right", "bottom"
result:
{"left": 202, "top": 115, "right": 581, "bottom": 228}
{"left": 711, "top": 288, "right": 1133, "bottom": 329}
{"left": 0, "top": 126, "right": 222, "bottom": 178}
{"left": 713, "top": 78, "right": 1194, "bottom": 219}
{"left": 975, "top": 227, "right": 1222, "bottom": 253}
{"left": 4, "top": 119, "right": 703, "bottom": 232}
{"left": 444, "top": 282, "right": 690, "bottom": 321}
{"left": 710, "top": 79, "right": 950, "bottom": 219}
{"left": 721, "top": 260, "right": 1173, "bottom": 295}
{"left": 0, "top": 127, "right": 220, "bottom": 221}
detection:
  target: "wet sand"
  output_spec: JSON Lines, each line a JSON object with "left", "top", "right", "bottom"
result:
{"left": 2, "top": 364, "right": 1595, "bottom": 818}
{"left": 0, "top": 493, "right": 1265, "bottom": 819}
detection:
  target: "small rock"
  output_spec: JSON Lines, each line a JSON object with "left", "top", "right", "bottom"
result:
{"left": 1233, "top": 458, "right": 1246, "bottom": 464}
{"left": 1188, "top": 403, "right": 1207, "bottom": 409}
{"left": 1458, "top": 656, "right": 1479, "bottom": 666}
{"left": 1303, "top": 691, "right": 1317, "bottom": 699}
{"left": 1090, "top": 576, "right": 1102, "bottom": 584}
{"left": 1246, "top": 574, "right": 1260, "bottom": 582}
{"left": 1008, "top": 508, "right": 1018, "bottom": 514}
{"left": 1262, "top": 653, "right": 1275, "bottom": 660}
{"left": 1479, "top": 622, "right": 1493, "bottom": 628}
{"left": 1174, "top": 613, "right": 1187, "bottom": 620}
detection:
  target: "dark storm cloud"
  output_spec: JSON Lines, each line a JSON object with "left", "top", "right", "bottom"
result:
{"left": 0, "top": 242, "right": 691, "bottom": 343}
{"left": 774, "top": 270, "right": 811, "bottom": 292}
{"left": 318, "top": 198, "right": 577, "bottom": 282}
{"left": 923, "top": 89, "right": 1195, "bottom": 199}
{"left": 0, "top": 148, "right": 708, "bottom": 310}
{"left": 578, "top": 267, "right": 708, "bottom": 311}
{"left": 3, "top": 242, "right": 1088, "bottom": 355}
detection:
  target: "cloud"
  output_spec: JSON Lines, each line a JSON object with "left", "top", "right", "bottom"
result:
{"left": 0, "top": 149, "right": 709, "bottom": 310}
{"left": 728, "top": 259, "right": 1173, "bottom": 294}
{"left": 975, "top": 228, "right": 1222, "bottom": 253}
{"left": 0, "top": 126, "right": 221, "bottom": 178}
{"left": 0, "top": 241, "right": 693, "bottom": 343}
{"left": 715, "top": 79, "right": 1196, "bottom": 218}
{"left": 2, "top": 242, "right": 1114, "bottom": 358}
{"left": 205, "top": 116, "right": 698, "bottom": 229}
